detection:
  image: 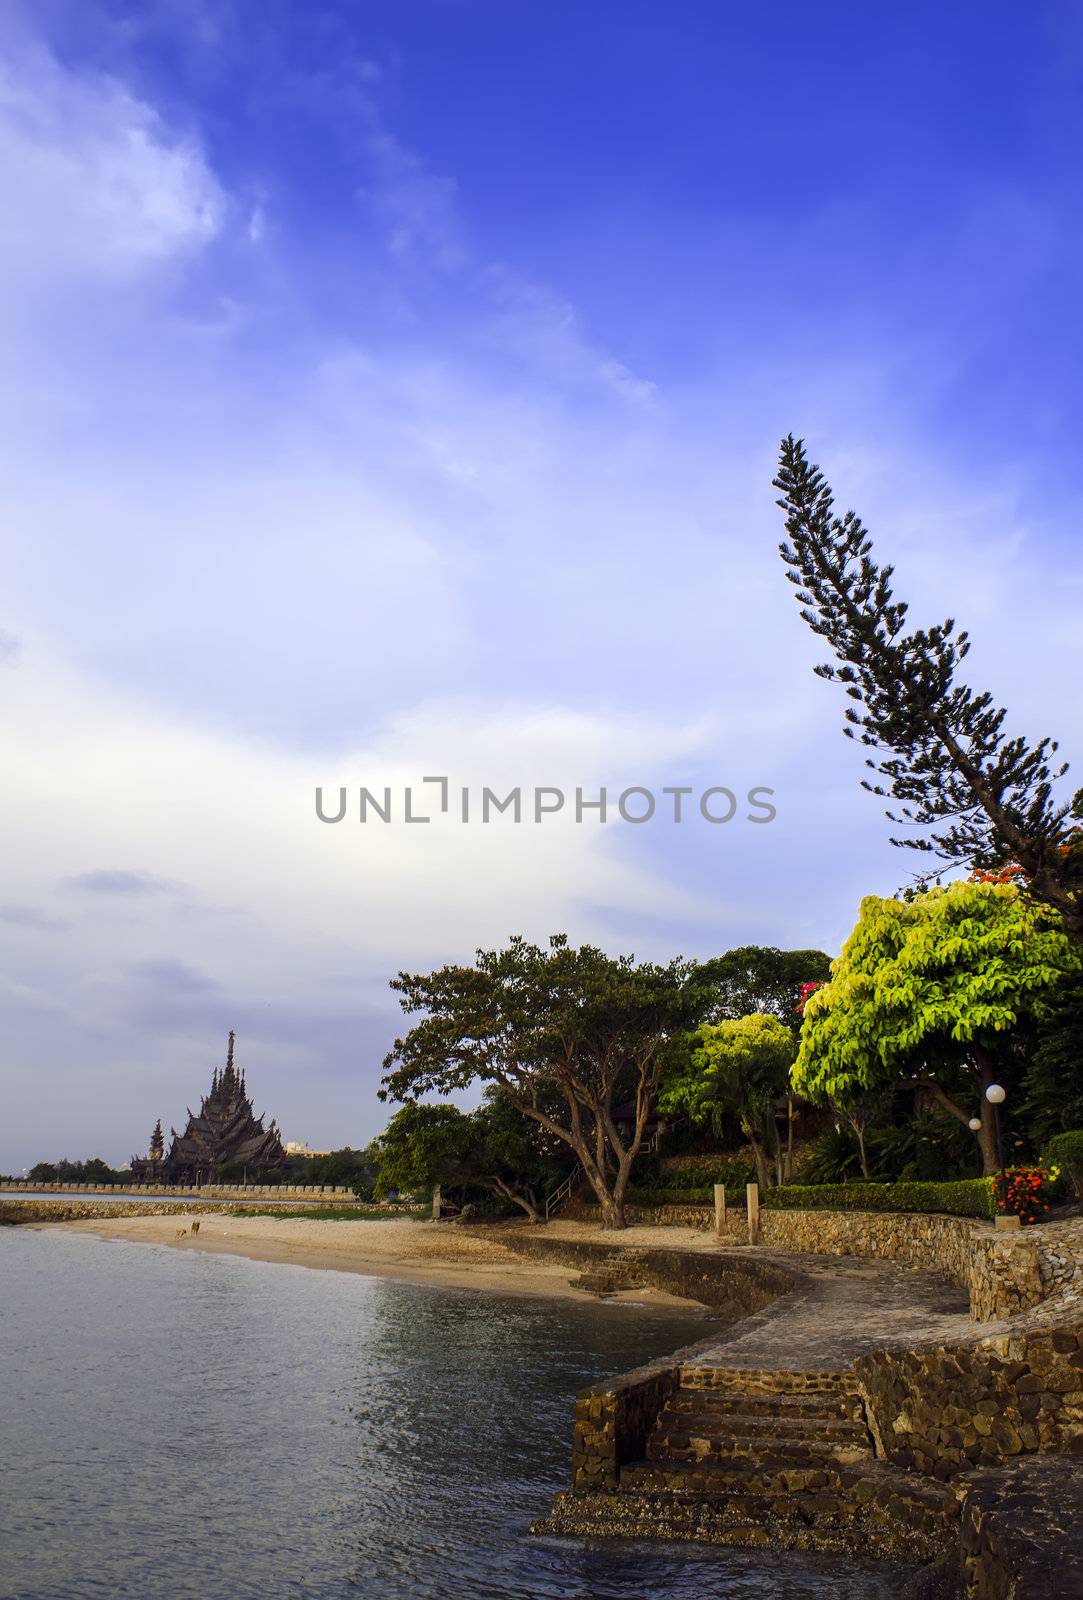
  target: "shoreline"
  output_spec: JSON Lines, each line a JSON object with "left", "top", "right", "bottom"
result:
{"left": 47, "top": 1213, "right": 710, "bottom": 1310}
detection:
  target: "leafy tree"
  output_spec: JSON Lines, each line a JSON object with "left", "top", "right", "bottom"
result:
{"left": 697, "top": 946, "right": 832, "bottom": 1039}
{"left": 380, "top": 934, "right": 711, "bottom": 1229}
{"left": 794, "top": 882, "right": 1080, "bottom": 1174}
{"left": 373, "top": 1093, "right": 564, "bottom": 1221}
{"left": 774, "top": 436, "right": 1082, "bottom": 943}
{"left": 659, "top": 1013, "right": 796, "bottom": 1189}
{"left": 1017, "top": 974, "right": 1083, "bottom": 1147}
{"left": 373, "top": 1103, "right": 477, "bottom": 1201}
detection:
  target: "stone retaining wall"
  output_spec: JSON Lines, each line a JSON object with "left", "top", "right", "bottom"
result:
{"left": 954, "top": 1457, "right": 1083, "bottom": 1599}
{"left": 572, "top": 1363, "right": 680, "bottom": 1490}
{"left": 857, "top": 1323, "right": 1083, "bottom": 1481}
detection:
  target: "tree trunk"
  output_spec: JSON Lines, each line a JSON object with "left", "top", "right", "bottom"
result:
{"left": 907, "top": 1064, "right": 1000, "bottom": 1178}
{"left": 971, "top": 1045, "right": 1001, "bottom": 1179}
{"left": 839, "top": 1107, "right": 871, "bottom": 1180}
{"left": 855, "top": 1122, "right": 870, "bottom": 1181}
{"left": 746, "top": 1130, "right": 771, "bottom": 1192}
{"left": 488, "top": 1177, "right": 543, "bottom": 1223}
{"left": 577, "top": 1149, "right": 627, "bottom": 1229}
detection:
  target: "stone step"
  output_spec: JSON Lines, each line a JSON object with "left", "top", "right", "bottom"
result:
{"left": 679, "top": 1366, "right": 852, "bottom": 1395}
{"left": 668, "top": 1388, "right": 865, "bottom": 1421}
{"left": 621, "top": 1459, "right": 861, "bottom": 1495}
{"left": 655, "top": 1408, "right": 870, "bottom": 1442}
{"left": 533, "top": 1480, "right": 957, "bottom": 1561}
{"left": 647, "top": 1434, "right": 874, "bottom": 1468}
{"left": 620, "top": 1459, "right": 956, "bottom": 1517}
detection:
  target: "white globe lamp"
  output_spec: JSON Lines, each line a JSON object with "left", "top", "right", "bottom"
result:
{"left": 985, "top": 1084, "right": 1007, "bottom": 1105}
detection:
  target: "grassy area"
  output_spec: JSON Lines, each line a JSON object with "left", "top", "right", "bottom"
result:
{"left": 225, "top": 1205, "right": 428, "bottom": 1222}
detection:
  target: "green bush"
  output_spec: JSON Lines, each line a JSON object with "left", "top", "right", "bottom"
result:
{"left": 763, "top": 1178, "right": 995, "bottom": 1220}
{"left": 624, "top": 1187, "right": 716, "bottom": 1208}
{"left": 794, "top": 1119, "right": 983, "bottom": 1186}
{"left": 654, "top": 1157, "right": 755, "bottom": 1192}
{"left": 1043, "top": 1131, "right": 1083, "bottom": 1200}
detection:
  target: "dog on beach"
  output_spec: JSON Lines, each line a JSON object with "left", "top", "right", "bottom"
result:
{"left": 175, "top": 1227, "right": 187, "bottom": 1238}
{"left": 190, "top": 1220, "right": 200, "bottom": 1234}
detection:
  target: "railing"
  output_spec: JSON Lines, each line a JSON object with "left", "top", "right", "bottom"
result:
{"left": 545, "top": 1163, "right": 583, "bottom": 1220}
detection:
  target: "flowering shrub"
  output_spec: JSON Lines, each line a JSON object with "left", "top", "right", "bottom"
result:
{"left": 795, "top": 980, "right": 824, "bottom": 1018}
{"left": 996, "top": 1164, "right": 1060, "bottom": 1226}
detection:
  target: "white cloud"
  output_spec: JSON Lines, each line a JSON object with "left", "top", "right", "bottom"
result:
{"left": 0, "top": 40, "right": 224, "bottom": 286}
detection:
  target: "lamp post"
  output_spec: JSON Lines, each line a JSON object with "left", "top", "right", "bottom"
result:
{"left": 985, "top": 1084, "right": 1007, "bottom": 1218}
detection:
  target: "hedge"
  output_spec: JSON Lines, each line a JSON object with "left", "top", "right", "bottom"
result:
{"left": 1043, "top": 1131, "right": 1083, "bottom": 1199}
{"left": 624, "top": 1187, "right": 715, "bottom": 1208}
{"left": 762, "top": 1179, "right": 995, "bottom": 1220}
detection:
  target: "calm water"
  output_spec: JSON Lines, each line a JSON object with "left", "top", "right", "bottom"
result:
{"left": 0, "top": 1230, "right": 903, "bottom": 1600}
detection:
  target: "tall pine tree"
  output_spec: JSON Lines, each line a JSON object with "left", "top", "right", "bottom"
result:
{"left": 774, "top": 435, "right": 1082, "bottom": 944}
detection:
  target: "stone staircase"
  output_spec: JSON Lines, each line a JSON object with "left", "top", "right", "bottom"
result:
{"left": 534, "top": 1365, "right": 960, "bottom": 1558}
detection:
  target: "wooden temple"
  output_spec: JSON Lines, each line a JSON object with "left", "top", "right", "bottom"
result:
{"left": 132, "top": 1031, "right": 286, "bottom": 1185}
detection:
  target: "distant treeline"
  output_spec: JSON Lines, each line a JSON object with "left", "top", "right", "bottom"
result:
{"left": 16, "top": 1148, "right": 379, "bottom": 1194}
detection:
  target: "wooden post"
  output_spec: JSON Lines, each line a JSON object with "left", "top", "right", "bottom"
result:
{"left": 432, "top": 1184, "right": 442, "bottom": 1221}
{"left": 713, "top": 1184, "right": 727, "bottom": 1237}
{"left": 746, "top": 1182, "right": 760, "bottom": 1246}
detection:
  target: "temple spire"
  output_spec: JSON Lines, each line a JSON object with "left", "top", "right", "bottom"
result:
{"left": 226, "top": 1029, "right": 236, "bottom": 1076}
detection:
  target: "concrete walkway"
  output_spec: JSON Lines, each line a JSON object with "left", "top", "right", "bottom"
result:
{"left": 695, "top": 1247, "right": 1003, "bottom": 1370}
{"left": 539, "top": 1220, "right": 1004, "bottom": 1369}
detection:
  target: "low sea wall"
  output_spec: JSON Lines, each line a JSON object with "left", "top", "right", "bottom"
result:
{"left": 1, "top": 1199, "right": 252, "bottom": 1225}
{"left": 573, "top": 1200, "right": 1051, "bottom": 1321}
{"left": 0, "top": 1197, "right": 417, "bottom": 1225}
{"left": 3, "top": 1180, "right": 360, "bottom": 1200}
{"left": 506, "top": 1231, "right": 795, "bottom": 1315}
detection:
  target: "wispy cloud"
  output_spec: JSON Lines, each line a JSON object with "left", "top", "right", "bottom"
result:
{"left": 0, "top": 905, "right": 69, "bottom": 932}
{"left": 64, "top": 869, "right": 181, "bottom": 897}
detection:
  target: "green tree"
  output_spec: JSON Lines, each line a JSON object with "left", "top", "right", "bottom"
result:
{"left": 774, "top": 436, "right": 1082, "bottom": 942}
{"left": 1017, "top": 973, "right": 1083, "bottom": 1147}
{"left": 659, "top": 1013, "right": 796, "bottom": 1189}
{"left": 380, "top": 934, "right": 711, "bottom": 1229}
{"left": 697, "top": 946, "right": 832, "bottom": 1039}
{"left": 373, "top": 1094, "right": 564, "bottom": 1221}
{"left": 794, "top": 881, "right": 1080, "bottom": 1174}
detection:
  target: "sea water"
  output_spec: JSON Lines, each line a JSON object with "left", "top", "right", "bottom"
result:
{"left": 0, "top": 1229, "right": 906, "bottom": 1599}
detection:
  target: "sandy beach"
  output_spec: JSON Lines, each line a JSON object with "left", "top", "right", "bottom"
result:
{"left": 53, "top": 1213, "right": 714, "bottom": 1306}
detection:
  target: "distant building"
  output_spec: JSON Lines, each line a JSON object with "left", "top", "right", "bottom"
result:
{"left": 284, "top": 1141, "right": 333, "bottom": 1158}
{"left": 132, "top": 1031, "right": 286, "bottom": 1185}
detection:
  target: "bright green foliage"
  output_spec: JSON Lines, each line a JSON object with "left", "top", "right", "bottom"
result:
{"left": 794, "top": 881, "right": 1079, "bottom": 1103}
{"left": 660, "top": 1013, "right": 795, "bottom": 1188}
{"left": 763, "top": 1178, "right": 995, "bottom": 1220}
{"left": 1043, "top": 1131, "right": 1083, "bottom": 1201}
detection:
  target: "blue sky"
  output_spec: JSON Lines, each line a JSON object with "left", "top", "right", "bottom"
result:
{"left": 1, "top": 0, "right": 1081, "bottom": 1170}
